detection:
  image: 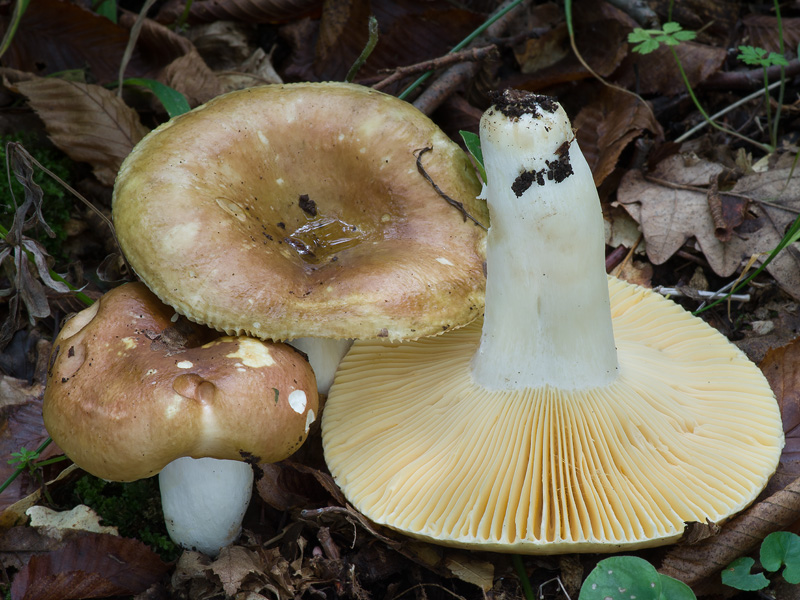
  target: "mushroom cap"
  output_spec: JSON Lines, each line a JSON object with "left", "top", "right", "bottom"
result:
{"left": 43, "top": 282, "right": 319, "bottom": 482}
{"left": 321, "top": 276, "right": 784, "bottom": 553}
{"left": 112, "top": 82, "right": 487, "bottom": 342}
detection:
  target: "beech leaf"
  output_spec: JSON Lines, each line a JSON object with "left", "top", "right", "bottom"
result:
{"left": 10, "top": 76, "right": 149, "bottom": 186}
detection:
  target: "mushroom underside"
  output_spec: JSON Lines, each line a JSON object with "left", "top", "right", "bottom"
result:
{"left": 321, "top": 276, "right": 784, "bottom": 553}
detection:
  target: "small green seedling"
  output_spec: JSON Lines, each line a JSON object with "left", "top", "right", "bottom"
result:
{"left": 627, "top": 22, "right": 696, "bottom": 54}
{"left": 579, "top": 556, "right": 696, "bottom": 600}
{"left": 737, "top": 45, "right": 789, "bottom": 69}
{"left": 722, "top": 531, "right": 800, "bottom": 590}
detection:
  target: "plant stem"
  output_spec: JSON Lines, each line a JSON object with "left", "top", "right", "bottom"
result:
{"left": 772, "top": 0, "right": 786, "bottom": 150}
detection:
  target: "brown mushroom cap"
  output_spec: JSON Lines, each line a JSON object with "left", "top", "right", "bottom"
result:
{"left": 112, "top": 82, "right": 487, "bottom": 342}
{"left": 322, "top": 276, "right": 784, "bottom": 553}
{"left": 43, "top": 282, "right": 319, "bottom": 482}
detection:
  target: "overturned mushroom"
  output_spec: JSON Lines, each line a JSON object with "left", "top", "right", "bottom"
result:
{"left": 111, "top": 82, "right": 487, "bottom": 393}
{"left": 321, "top": 91, "right": 784, "bottom": 553}
{"left": 43, "top": 283, "right": 318, "bottom": 556}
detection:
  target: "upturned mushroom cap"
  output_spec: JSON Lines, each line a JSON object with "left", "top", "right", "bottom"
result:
{"left": 43, "top": 282, "right": 318, "bottom": 482}
{"left": 112, "top": 82, "right": 487, "bottom": 342}
{"left": 321, "top": 277, "right": 784, "bottom": 553}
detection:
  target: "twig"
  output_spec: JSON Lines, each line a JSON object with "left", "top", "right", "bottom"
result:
{"left": 409, "top": 0, "right": 529, "bottom": 114}
{"left": 702, "top": 58, "right": 800, "bottom": 90}
{"left": 654, "top": 286, "right": 750, "bottom": 302}
{"left": 414, "top": 147, "right": 487, "bottom": 230}
{"left": 372, "top": 45, "right": 497, "bottom": 92}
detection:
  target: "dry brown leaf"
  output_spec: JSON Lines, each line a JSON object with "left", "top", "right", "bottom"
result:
{"left": 615, "top": 41, "right": 727, "bottom": 96}
{"left": 0, "top": 0, "right": 153, "bottom": 84}
{"left": 26, "top": 505, "right": 119, "bottom": 539}
{"left": 618, "top": 158, "right": 800, "bottom": 299}
{"left": 161, "top": 50, "right": 226, "bottom": 107}
{"left": 443, "top": 552, "right": 494, "bottom": 591}
{"left": 9, "top": 77, "right": 148, "bottom": 187}
{"left": 9, "top": 532, "right": 170, "bottom": 600}
{"left": 759, "top": 339, "right": 800, "bottom": 496}
{"left": 210, "top": 546, "right": 265, "bottom": 597}
{"left": 574, "top": 86, "right": 663, "bottom": 187}
{"left": 743, "top": 14, "right": 800, "bottom": 54}
{"left": 659, "top": 475, "right": 800, "bottom": 588}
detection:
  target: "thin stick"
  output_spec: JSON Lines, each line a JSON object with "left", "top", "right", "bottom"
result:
{"left": 373, "top": 45, "right": 497, "bottom": 92}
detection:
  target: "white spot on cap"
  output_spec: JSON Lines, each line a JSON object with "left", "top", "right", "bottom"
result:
{"left": 257, "top": 130, "right": 269, "bottom": 146}
{"left": 216, "top": 198, "right": 247, "bottom": 222}
{"left": 435, "top": 257, "right": 454, "bottom": 266}
{"left": 276, "top": 178, "right": 285, "bottom": 186}
{"left": 338, "top": 133, "right": 345, "bottom": 141}
{"left": 288, "top": 390, "right": 307, "bottom": 414}
{"left": 176, "top": 361, "right": 193, "bottom": 369}
{"left": 146, "top": 369, "right": 157, "bottom": 376}
{"left": 359, "top": 147, "right": 366, "bottom": 154}
{"left": 253, "top": 322, "right": 261, "bottom": 329}
{"left": 305, "top": 409, "right": 315, "bottom": 432}
{"left": 381, "top": 214, "right": 391, "bottom": 222}
{"left": 226, "top": 338, "right": 274, "bottom": 368}
{"left": 121, "top": 337, "right": 137, "bottom": 350}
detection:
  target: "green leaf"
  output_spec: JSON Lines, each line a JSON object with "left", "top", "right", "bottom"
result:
{"left": 662, "top": 21, "right": 682, "bottom": 34}
{"left": 657, "top": 574, "right": 697, "bottom": 600}
{"left": 122, "top": 78, "right": 190, "bottom": 118}
{"left": 459, "top": 130, "right": 486, "bottom": 182}
{"left": 672, "top": 30, "right": 697, "bottom": 42}
{"left": 768, "top": 51, "right": 789, "bottom": 66}
{"left": 94, "top": 0, "right": 117, "bottom": 22}
{"left": 627, "top": 28, "right": 652, "bottom": 43}
{"left": 761, "top": 531, "right": 800, "bottom": 584}
{"left": 579, "top": 556, "right": 661, "bottom": 600}
{"left": 721, "top": 556, "right": 770, "bottom": 591}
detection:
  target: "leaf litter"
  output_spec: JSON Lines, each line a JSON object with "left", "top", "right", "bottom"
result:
{"left": 2, "top": 1, "right": 800, "bottom": 599}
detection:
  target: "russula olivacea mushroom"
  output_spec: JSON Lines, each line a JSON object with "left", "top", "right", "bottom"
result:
{"left": 43, "top": 282, "right": 318, "bottom": 556}
{"left": 321, "top": 90, "right": 784, "bottom": 553}
{"left": 111, "top": 82, "right": 487, "bottom": 394}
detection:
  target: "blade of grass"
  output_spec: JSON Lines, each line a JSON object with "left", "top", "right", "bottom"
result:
{"left": 346, "top": 16, "right": 380, "bottom": 83}
{"left": 0, "top": 0, "right": 30, "bottom": 61}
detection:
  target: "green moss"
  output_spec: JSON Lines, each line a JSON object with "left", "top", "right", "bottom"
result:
{"left": 71, "top": 474, "right": 179, "bottom": 561}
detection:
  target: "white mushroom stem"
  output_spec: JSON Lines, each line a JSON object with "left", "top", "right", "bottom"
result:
{"left": 159, "top": 456, "right": 253, "bottom": 556}
{"left": 471, "top": 98, "right": 619, "bottom": 391}
{"left": 288, "top": 337, "right": 353, "bottom": 395}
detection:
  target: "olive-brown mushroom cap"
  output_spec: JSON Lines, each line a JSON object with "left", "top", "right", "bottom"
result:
{"left": 322, "top": 276, "right": 784, "bottom": 553}
{"left": 44, "top": 282, "right": 319, "bottom": 482}
{"left": 112, "top": 82, "right": 487, "bottom": 342}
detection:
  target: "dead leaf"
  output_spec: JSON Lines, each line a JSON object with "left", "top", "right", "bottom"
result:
{"left": 0, "top": 0, "right": 153, "bottom": 84}
{"left": 759, "top": 338, "right": 800, "bottom": 496}
{"left": 659, "top": 475, "right": 800, "bottom": 588}
{"left": 615, "top": 41, "right": 727, "bottom": 96}
{"left": 9, "top": 532, "right": 170, "bottom": 600}
{"left": 160, "top": 50, "right": 226, "bottom": 107}
{"left": 26, "top": 505, "right": 119, "bottom": 538}
{"left": 618, "top": 158, "right": 800, "bottom": 300}
{"left": 9, "top": 77, "right": 148, "bottom": 186}
{"left": 443, "top": 552, "right": 494, "bottom": 591}
{"left": 573, "top": 86, "right": 663, "bottom": 187}
{"left": 210, "top": 546, "right": 264, "bottom": 596}
{"left": 743, "top": 14, "right": 800, "bottom": 54}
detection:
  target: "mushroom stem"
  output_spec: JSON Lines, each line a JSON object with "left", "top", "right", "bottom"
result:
{"left": 288, "top": 337, "right": 354, "bottom": 395}
{"left": 470, "top": 95, "right": 619, "bottom": 391}
{"left": 159, "top": 456, "right": 253, "bottom": 556}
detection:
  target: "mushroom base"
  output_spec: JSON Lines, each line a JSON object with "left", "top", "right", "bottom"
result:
{"left": 322, "top": 276, "right": 784, "bottom": 553}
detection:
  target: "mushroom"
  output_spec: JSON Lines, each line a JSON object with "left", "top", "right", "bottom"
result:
{"left": 43, "top": 282, "right": 318, "bottom": 556}
{"left": 111, "top": 82, "right": 487, "bottom": 393}
{"left": 321, "top": 91, "right": 785, "bottom": 553}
